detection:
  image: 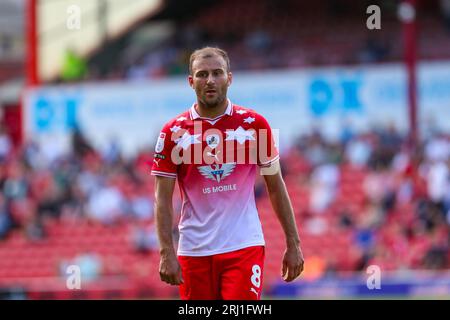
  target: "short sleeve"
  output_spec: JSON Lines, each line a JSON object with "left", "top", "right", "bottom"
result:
{"left": 256, "top": 114, "right": 280, "bottom": 167}
{"left": 151, "top": 123, "right": 177, "bottom": 178}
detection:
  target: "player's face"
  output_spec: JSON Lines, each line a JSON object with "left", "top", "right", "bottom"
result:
{"left": 189, "top": 55, "right": 232, "bottom": 109}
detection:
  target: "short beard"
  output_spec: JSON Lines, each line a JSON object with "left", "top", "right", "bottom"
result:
{"left": 201, "top": 94, "right": 226, "bottom": 109}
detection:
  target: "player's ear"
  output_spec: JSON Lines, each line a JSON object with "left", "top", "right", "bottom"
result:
{"left": 227, "top": 72, "right": 232, "bottom": 86}
{"left": 188, "top": 75, "right": 194, "bottom": 88}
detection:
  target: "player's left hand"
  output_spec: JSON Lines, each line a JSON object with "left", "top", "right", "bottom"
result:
{"left": 281, "top": 245, "right": 304, "bottom": 282}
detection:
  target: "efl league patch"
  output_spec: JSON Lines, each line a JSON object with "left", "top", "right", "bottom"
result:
{"left": 155, "top": 132, "right": 166, "bottom": 153}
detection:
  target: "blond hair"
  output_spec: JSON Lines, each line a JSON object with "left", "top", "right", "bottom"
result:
{"left": 189, "top": 47, "right": 230, "bottom": 75}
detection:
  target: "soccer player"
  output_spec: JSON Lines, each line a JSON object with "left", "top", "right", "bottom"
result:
{"left": 151, "top": 47, "right": 304, "bottom": 300}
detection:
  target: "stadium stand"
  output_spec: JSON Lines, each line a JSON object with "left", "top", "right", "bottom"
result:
{"left": 0, "top": 122, "right": 449, "bottom": 298}
{"left": 0, "top": 0, "right": 449, "bottom": 299}
{"left": 83, "top": 0, "right": 450, "bottom": 81}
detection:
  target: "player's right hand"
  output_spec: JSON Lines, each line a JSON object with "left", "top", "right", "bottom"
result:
{"left": 281, "top": 245, "right": 304, "bottom": 282}
{"left": 159, "top": 254, "right": 184, "bottom": 285}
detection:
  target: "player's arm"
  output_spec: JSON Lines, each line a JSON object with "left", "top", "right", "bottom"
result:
{"left": 154, "top": 175, "right": 183, "bottom": 285}
{"left": 262, "top": 162, "right": 304, "bottom": 282}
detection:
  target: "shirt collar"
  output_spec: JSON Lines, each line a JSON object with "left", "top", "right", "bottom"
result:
{"left": 190, "top": 99, "right": 233, "bottom": 120}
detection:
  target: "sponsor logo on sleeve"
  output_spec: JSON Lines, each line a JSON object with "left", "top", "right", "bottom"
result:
{"left": 154, "top": 153, "right": 166, "bottom": 160}
{"left": 155, "top": 132, "right": 166, "bottom": 153}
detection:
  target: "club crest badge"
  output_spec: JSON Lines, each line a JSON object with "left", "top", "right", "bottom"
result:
{"left": 206, "top": 134, "right": 220, "bottom": 149}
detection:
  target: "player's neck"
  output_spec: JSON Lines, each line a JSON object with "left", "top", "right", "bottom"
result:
{"left": 195, "top": 99, "right": 228, "bottom": 119}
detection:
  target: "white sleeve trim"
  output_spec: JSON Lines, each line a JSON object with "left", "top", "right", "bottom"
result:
{"left": 258, "top": 154, "right": 280, "bottom": 168}
{"left": 151, "top": 170, "right": 177, "bottom": 178}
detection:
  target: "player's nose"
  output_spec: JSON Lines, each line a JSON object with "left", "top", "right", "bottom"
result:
{"left": 206, "top": 74, "right": 215, "bottom": 84}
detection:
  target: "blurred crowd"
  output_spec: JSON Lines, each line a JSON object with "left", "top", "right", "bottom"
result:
{"left": 289, "top": 125, "right": 450, "bottom": 272}
{"left": 71, "top": 0, "right": 450, "bottom": 82}
{"left": 0, "top": 121, "right": 449, "bottom": 274}
{"left": 0, "top": 124, "right": 167, "bottom": 259}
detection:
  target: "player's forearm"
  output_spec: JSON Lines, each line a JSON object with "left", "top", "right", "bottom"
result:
{"left": 155, "top": 201, "right": 177, "bottom": 256}
{"left": 266, "top": 180, "right": 300, "bottom": 248}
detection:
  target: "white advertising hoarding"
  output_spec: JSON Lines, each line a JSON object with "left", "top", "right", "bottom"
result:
{"left": 23, "top": 61, "right": 450, "bottom": 159}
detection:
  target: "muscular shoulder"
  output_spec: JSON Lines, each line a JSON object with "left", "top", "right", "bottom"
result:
{"left": 232, "top": 104, "right": 271, "bottom": 128}
{"left": 160, "top": 110, "right": 191, "bottom": 132}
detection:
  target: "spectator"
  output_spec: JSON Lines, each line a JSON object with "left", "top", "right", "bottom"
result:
{"left": 59, "top": 252, "right": 103, "bottom": 282}
{"left": 130, "top": 222, "right": 159, "bottom": 254}
{"left": 24, "top": 215, "right": 46, "bottom": 242}
{"left": 363, "top": 162, "right": 396, "bottom": 213}
{"left": 440, "top": 0, "right": 450, "bottom": 32}
{"left": 129, "top": 186, "right": 154, "bottom": 221}
{"left": 309, "top": 161, "right": 340, "bottom": 214}
{"left": 422, "top": 228, "right": 449, "bottom": 269}
{"left": 86, "top": 180, "right": 126, "bottom": 225}
{"left": 0, "top": 126, "right": 12, "bottom": 162}
{"left": 61, "top": 48, "right": 88, "bottom": 82}
{"left": 3, "top": 162, "right": 28, "bottom": 200}
{"left": 345, "top": 136, "right": 372, "bottom": 168}
{"left": 424, "top": 134, "right": 450, "bottom": 164}
{"left": 357, "top": 35, "right": 390, "bottom": 63}
{"left": 0, "top": 194, "right": 12, "bottom": 239}
{"left": 425, "top": 160, "right": 449, "bottom": 209}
